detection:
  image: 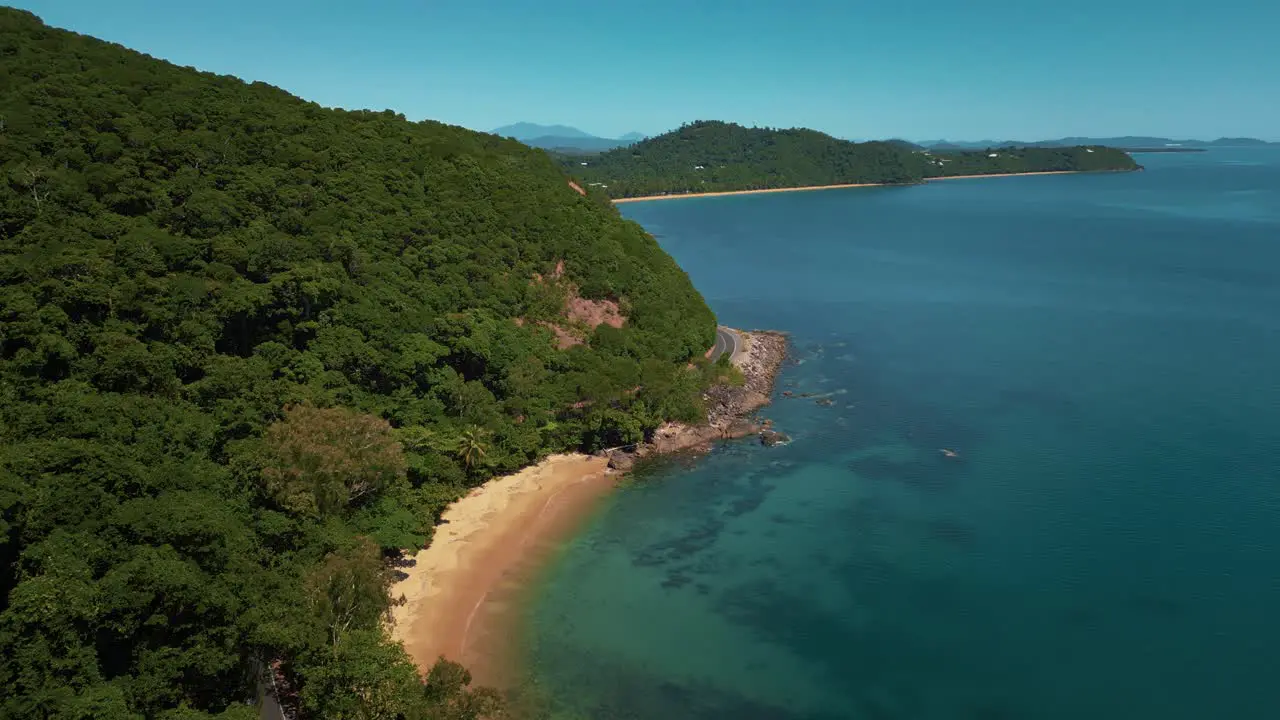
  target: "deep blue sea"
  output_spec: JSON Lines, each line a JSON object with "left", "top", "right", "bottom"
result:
{"left": 522, "top": 150, "right": 1280, "bottom": 719}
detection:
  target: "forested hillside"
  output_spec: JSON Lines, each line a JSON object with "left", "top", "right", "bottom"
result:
{"left": 563, "top": 121, "right": 1138, "bottom": 198}
{"left": 924, "top": 145, "right": 1139, "bottom": 177}
{"left": 0, "top": 8, "right": 715, "bottom": 719}
{"left": 567, "top": 121, "right": 924, "bottom": 197}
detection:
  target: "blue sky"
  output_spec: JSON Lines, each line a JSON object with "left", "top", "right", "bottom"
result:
{"left": 12, "top": 0, "right": 1278, "bottom": 141}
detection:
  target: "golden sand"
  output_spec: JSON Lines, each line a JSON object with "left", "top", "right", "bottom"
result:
{"left": 388, "top": 454, "right": 613, "bottom": 685}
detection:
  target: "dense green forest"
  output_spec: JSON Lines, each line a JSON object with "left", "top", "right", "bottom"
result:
{"left": 923, "top": 145, "right": 1139, "bottom": 177}
{"left": 0, "top": 8, "right": 717, "bottom": 719}
{"left": 564, "top": 121, "right": 923, "bottom": 197}
{"left": 562, "top": 121, "right": 1138, "bottom": 198}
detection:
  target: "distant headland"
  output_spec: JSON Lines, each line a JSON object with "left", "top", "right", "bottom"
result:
{"left": 916, "top": 135, "right": 1276, "bottom": 150}
{"left": 559, "top": 121, "right": 1140, "bottom": 201}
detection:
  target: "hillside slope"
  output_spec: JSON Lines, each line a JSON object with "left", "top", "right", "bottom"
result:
{"left": 924, "top": 145, "right": 1139, "bottom": 177}
{"left": 0, "top": 8, "right": 714, "bottom": 719}
{"left": 567, "top": 121, "right": 1138, "bottom": 199}
{"left": 569, "top": 120, "right": 924, "bottom": 197}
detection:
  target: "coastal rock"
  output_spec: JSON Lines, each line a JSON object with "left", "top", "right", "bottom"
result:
{"left": 614, "top": 329, "right": 789, "bottom": 463}
{"left": 816, "top": 397, "right": 835, "bottom": 407}
{"left": 760, "top": 430, "right": 791, "bottom": 447}
{"left": 607, "top": 451, "right": 636, "bottom": 471}
{"left": 724, "top": 419, "right": 762, "bottom": 439}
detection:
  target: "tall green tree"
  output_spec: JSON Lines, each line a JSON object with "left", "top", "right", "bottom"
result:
{"left": 261, "top": 406, "right": 407, "bottom": 519}
{"left": 455, "top": 427, "right": 490, "bottom": 475}
{"left": 304, "top": 539, "right": 395, "bottom": 654}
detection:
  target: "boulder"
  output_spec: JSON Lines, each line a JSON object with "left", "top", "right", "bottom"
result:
{"left": 760, "top": 429, "right": 791, "bottom": 447}
{"left": 607, "top": 451, "right": 636, "bottom": 471}
{"left": 723, "top": 420, "right": 761, "bottom": 439}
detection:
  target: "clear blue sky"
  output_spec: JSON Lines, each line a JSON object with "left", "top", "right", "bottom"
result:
{"left": 11, "top": 0, "right": 1278, "bottom": 141}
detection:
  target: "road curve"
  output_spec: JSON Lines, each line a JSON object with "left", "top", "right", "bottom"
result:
{"left": 709, "top": 326, "right": 742, "bottom": 364}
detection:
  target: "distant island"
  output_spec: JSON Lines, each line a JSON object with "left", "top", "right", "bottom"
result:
{"left": 563, "top": 121, "right": 1139, "bottom": 200}
{"left": 492, "top": 122, "right": 645, "bottom": 154}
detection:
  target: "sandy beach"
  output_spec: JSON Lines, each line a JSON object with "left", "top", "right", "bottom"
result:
{"left": 611, "top": 170, "right": 1095, "bottom": 204}
{"left": 612, "top": 181, "right": 886, "bottom": 203}
{"left": 923, "top": 170, "right": 1087, "bottom": 181}
{"left": 388, "top": 330, "right": 787, "bottom": 688}
{"left": 389, "top": 454, "right": 613, "bottom": 686}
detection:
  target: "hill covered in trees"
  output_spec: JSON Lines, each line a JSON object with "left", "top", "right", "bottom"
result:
{"left": 563, "top": 121, "right": 1138, "bottom": 199}
{"left": 0, "top": 8, "right": 717, "bottom": 719}
{"left": 924, "top": 145, "right": 1139, "bottom": 177}
{"left": 566, "top": 121, "right": 924, "bottom": 197}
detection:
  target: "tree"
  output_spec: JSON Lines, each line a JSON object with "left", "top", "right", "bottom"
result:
{"left": 456, "top": 426, "right": 490, "bottom": 475}
{"left": 419, "top": 658, "right": 506, "bottom": 720}
{"left": 294, "top": 629, "right": 423, "bottom": 720}
{"left": 261, "top": 406, "right": 407, "bottom": 518}
{"left": 304, "top": 538, "right": 394, "bottom": 654}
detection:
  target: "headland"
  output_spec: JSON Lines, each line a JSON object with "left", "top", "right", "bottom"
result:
{"left": 388, "top": 328, "right": 789, "bottom": 686}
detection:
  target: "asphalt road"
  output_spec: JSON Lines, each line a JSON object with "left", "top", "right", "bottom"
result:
{"left": 259, "top": 695, "right": 285, "bottom": 720}
{"left": 709, "top": 325, "right": 741, "bottom": 363}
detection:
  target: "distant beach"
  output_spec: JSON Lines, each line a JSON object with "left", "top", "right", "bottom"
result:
{"left": 923, "top": 170, "right": 1090, "bottom": 181}
{"left": 611, "top": 171, "right": 1094, "bottom": 204}
{"left": 612, "top": 182, "right": 886, "bottom": 203}
{"left": 531, "top": 149, "right": 1280, "bottom": 718}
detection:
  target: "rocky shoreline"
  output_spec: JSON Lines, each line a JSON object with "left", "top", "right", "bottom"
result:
{"left": 387, "top": 330, "right": 787, "bottom": 689}
{"left": 604, "top": 329, "right": 789, "bottom": 470}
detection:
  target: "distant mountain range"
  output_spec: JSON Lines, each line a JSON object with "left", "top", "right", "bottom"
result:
{"left": 918, "top": 136, "right": 1277, "bottom": 149}
{"left": 494, "top": 124, "right": 1276, "bottom": 155}
{"left": 491, "top": 123, "right": 646, "bottom": 153}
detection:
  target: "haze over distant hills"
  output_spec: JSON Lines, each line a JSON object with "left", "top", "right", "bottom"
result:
{"left": 491, "top": 122, "right": 596, "bottom": 139}
{"left": 491, "top": 122, "right": 646, "bottom": 153}
{"left": 496, "top": 123, "right": 1274, "bottom": 154}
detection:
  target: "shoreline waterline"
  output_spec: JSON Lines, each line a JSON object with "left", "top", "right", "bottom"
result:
{"left": 388, "top": 331, "right": 789, "bottom": 690}
{"left": 389, "top": 454, "right": 614, "bottom": 686}
{"left": 529, "top": 150, "right": 1280, "bottom": 718}
{"left": 612, "top": 182, "right": 888, "bottom": 203}
{"left": 610, "top": 170, "right": 1104, "bottom": 204}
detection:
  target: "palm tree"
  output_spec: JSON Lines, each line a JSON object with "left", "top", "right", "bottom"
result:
{"left": 456, "top": 426, "right": 489, "bottom": 473}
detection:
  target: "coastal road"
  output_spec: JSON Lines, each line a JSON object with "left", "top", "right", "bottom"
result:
{"left": 709, "top": 325, "right": 743, "bottom": 364}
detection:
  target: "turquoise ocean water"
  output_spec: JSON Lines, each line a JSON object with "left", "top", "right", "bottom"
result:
{"left": 522, "top": 150, "right": 1280, "bottom": 719}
